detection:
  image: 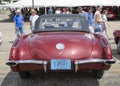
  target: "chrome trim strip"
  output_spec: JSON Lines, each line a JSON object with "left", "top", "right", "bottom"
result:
{"left": 6, "top": 60, "right": 47, "bottom": 65}
{"left": 7, "top": 58, "right": 115, "bottom": 65}
{"left": 74, "top": 58, "right": 115, "bottom": 64}
{"left": 7, "top": 59, "right": 115, "bottom": 65}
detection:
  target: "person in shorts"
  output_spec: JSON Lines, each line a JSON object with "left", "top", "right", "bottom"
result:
{"left": 13, "top": 9, "right": 24, "bottom": 37}
{"left": 102, "top": 10, "right": 110, "bottom": 38}
{"left": 93, "top": 6, "right": 106, "bottom": 33}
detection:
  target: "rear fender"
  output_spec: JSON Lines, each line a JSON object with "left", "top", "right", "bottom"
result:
{"left": 9, "top": 35, "right": 31, "bottom": 60}
{"left": 94, "top": 34, "right": 112, "bottom": 59}
{"left": 89, "top": 34, "right": 112, "bottom": 59}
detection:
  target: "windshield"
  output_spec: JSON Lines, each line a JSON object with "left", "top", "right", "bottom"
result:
{"left": 34, "top": 15, "right": 90, "bottom": 32}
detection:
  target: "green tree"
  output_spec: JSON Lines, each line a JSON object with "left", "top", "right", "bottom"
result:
{"left": 0, "top": 0, "right": 11, "bottom": 3}
{"left": 4, "top": 0, "right": 11, "bottom": 2}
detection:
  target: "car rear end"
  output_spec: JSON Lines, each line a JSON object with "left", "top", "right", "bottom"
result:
{"left": 6, "top": 32, "right": 115, "bottom": 79}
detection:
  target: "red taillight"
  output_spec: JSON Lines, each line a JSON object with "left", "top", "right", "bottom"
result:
{"left": 105, "top": 46, "right": 112, "bottom": 59}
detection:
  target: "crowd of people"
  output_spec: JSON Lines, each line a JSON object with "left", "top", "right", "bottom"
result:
{"left": 13, "top": 8, "right": 39, "bottom": 37}
{"left": 12, "top": 6, "right": 110, "bottom": 38}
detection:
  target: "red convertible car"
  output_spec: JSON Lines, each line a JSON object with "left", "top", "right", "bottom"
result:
{"left": 113, "top": 30, "right": 120, "bottom": 54}
{"left": 106, "top": 11, "right": 116, "bottom": 20}
{"left": 6, "top": 14, "right": 115, "bottom": 79}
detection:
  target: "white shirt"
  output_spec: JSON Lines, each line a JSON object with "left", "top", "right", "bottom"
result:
{"left": 62, "top": 11, "right": 71, "bottom": 14}
{"left": 102, "top": 14, "right": 107, "bottom": 21}
{"left": 102, "top": 14, "right": 108, "bottom": 28}
{"left": 93, "top": 10, "right": 102, "bottom": 28}
{"left": 29, "top": 15, "right": 39, "bottom": 30}
{"left": 55, "top": 10, "right": 61, "bottom": 14}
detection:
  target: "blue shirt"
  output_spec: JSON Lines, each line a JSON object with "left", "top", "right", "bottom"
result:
{"left": 79, "top": 11, "right": 88, "bottom": 21}
{"left": 48, "top": 8, "right": 53, "bottom": 14}
{"left": 88, "top": 12, "right": 93, "bottom": 27}
{"left": 13, "top": 14, "right": 24, "bottom": 28}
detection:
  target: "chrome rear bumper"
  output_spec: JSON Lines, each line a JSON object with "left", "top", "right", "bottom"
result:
{"left": 74, "top": 58, "right": 115, "bottom": 73}
{"left": 6, "top": 60, "right": 48, "bottom": 72}
{"left": 6, "top": 58, "right": 115, "bottom": 73}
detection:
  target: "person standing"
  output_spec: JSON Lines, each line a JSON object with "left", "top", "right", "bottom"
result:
{"left": 102, "top": 10, "right": 110, "bottom": 38}
{"left": 29, "top": 9, "right": 39, "bottom": 30}
{"left": 77, "top": 7, "right": 88, "bottom": 20}
{"left": 13, "top": 9, "right": 24, "bottom": 37}
{"left": 93, "top": 6, "right": 106, "bottom": 33}
{"left": 55, "top": 8, "right": 62, "bottom": 14}
{"left": 48, "top": 7, "right": 54, "bottom": 14}
{"left": 62, "top": 8, "right": 71, "bottom": 14}
{"left": 87, "top": 8, "right": 94, "bottom": 32}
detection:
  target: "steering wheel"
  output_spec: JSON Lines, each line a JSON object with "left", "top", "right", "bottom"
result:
{"left": 41, "top": 24, "right": 55, "bottom": 29}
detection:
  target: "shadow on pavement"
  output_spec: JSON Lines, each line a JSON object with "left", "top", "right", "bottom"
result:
{"left": 0, "top": 18, "right": 13, "bottom": 23}
{"left": 1, "top": 71, "right": 99, "bottom": 86}
{"left": 0, "top": 18, "right": 29, "bottom": 23}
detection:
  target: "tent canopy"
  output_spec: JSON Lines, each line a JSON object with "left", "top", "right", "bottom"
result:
{"left": 2, "top": 0, "right": 120, "bottom": 8}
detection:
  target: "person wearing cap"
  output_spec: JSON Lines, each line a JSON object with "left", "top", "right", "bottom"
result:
{"left": 93, "top": 6, "right": 106, "bottom": 33}
{"left": 13, "top": 9, "right": 24, "bottom": 37}
{"left": 29, "top": 9, "right": 39, "bottom": 30}
{"left": 77, "top": 7, "right": 88, "bottom": 20}
{"left": 87, "top": 8, "right": 94, "bottom": 32}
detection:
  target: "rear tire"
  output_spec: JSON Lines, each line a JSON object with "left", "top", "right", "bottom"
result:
{"left": 93, "top": 70, "right": 104, "bottom": 79}
{"left": 19, "top": 71, "right": 31, "bottom": 79}
{"left": 117, "top": 39, "right": 120, "bottom": 54}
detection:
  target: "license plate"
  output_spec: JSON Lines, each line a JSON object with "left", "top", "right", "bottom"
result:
{"left": 51, "top": 59, "right": 71, "bottom": 70}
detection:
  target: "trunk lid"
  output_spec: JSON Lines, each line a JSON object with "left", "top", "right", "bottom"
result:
{"left": 29, "top": 32, "right": 93, "bottom": 60}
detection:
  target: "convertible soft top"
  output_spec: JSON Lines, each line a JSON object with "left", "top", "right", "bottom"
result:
{"left": 34, "top": 14, "right": 89, "bottom": 32}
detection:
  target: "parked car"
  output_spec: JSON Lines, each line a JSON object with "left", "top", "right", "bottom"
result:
{"left": 113, "top": 30, "right": 120, "bottom": 54}
{"left": 106, "top": 10, "right": 116, "bottom": 20}
{"left": 6, "top": 14, "right": 115, "bottom": 79}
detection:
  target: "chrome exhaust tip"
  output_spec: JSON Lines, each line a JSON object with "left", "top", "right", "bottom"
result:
{"left": 6, "top": 61, "right": 17, "bottom": 67}
{"left": 105, "top": 60, "right": 116, "bottom": 65}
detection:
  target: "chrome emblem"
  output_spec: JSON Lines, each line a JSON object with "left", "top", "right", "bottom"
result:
{"left": 56, "top": 43, "right": 65, "bottom": 50}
